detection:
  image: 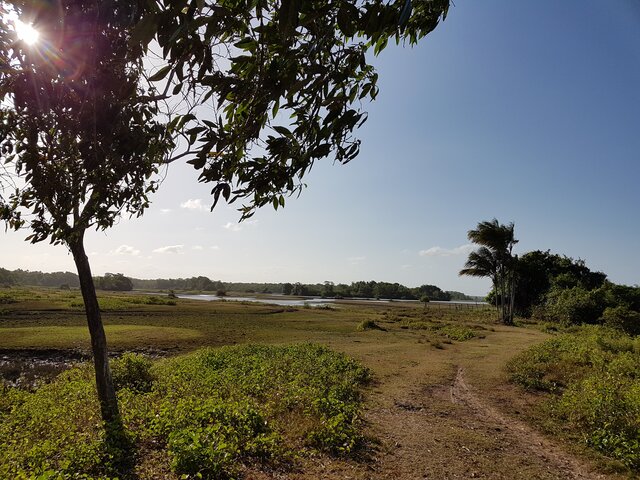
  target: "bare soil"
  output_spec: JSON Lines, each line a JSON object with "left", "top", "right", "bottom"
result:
{"left": 246, "top": 328, "right": 624, "bottom": 480}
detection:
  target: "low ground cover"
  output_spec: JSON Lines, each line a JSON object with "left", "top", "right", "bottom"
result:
{"left": 0, "top": 344, "right": 369, "bottom": 479}
{"left": 507, "top": 325, "right": 640, "bottom": 470}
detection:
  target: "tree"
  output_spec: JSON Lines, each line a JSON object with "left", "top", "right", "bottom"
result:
{"left": 460, "top": 219, "right": 517, "bottom": 324}
{"left": 322, "top": 281, "right": 335, "bottom": 298}
{"left": 1, "top": 0, "right": 175, "bottom": 427}
{"left": 1, "top": 0, "right": 449, "bottom": 431}
{"left": 512, "top": 250, "right": 607, "bottom": 317}
{"left": 282, "top": 282, "right": 293, "bottom": 295}
{"left": 420, "top": 294, "right": 430, "bottom": 309}
{"left": 96, "top": 273, "right": 134, "bottom": 292}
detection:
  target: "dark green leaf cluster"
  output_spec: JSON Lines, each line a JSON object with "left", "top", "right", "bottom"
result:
{"left": 140, "top": 0, "right": 448, "bottom": 218}
{"left": 512, "top": 250, "right": 607, "bottom": 317}
{"left": 534, "top": 278, "right": 640, "bottom": 333}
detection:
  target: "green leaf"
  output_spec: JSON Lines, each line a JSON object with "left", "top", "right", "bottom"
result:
{"left": 149, "top": 65, "right": 171, "bottom": 82}
{"left": 129, "top": 14, "right": 157, "bottom": 46}
{"left": 234, "top": 38, "right": 257, "bottom": 51}
{"left": 273, "top": 126, "right": 291, "bottom": 136}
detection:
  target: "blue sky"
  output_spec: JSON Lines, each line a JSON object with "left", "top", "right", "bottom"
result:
{"left": 3, "top": 0, "right": 640, "bottom": 296}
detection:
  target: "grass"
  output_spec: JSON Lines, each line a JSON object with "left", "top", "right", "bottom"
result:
{"left": 0, "top": 325, "right": 203, "bottom": 349}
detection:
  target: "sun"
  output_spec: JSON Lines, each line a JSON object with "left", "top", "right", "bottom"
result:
{"left": 14, "top": 19, "right": 40, "bottom": 45}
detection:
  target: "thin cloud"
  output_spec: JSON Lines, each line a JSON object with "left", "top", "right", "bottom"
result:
{"left": 180, "top": 199, "right": 206, "bottom": 211}
{"left": 223, "top": 222, "right": 242, "bottom": 232}
{"left": 348, "top": 256, "right": 366, "bottom": 265}
{"left": 152, "top": 245, "right": 184, "bottom": 254}
{"left": 419, "top": 244, "right": 474, "bottom": 257}
{"left": 112, "top": 245, "right": 140, "bottom": 256}
{"left": 192, "top": 245, "right": 204, "bottom": 251}
{"left": 160, "top": 208, "right": 172, "bottom": 214}
{"left": 210, "top": 245, "right": 220, "bottom": 250}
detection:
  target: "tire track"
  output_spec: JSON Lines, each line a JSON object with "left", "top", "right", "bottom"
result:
{"left": 450, "top": 367, "right": 605, "bottom": 480}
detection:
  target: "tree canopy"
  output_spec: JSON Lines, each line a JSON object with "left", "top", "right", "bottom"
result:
{"left": 0, "top": 0, "right": 450, "bottom": 431}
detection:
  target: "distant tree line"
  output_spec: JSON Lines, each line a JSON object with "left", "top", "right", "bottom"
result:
{"left": 0, "top": 268, "right": 80, "bottom": 288}
{"left": 132, "top": 276, "right": 225, "bottom": 292}
{"left": 1, "top": 267, "right": 468, "bottom": 302}
{"left": 280, "top": 280, "right": 453, "bottom": 301}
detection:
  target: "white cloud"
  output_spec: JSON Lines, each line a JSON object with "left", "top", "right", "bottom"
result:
{"left": 348, "top": 256, "right": 366, "bottom": 265}
{"left": 192, "top": 245, "right": 204, "bottom": 251}
{"left": 210, "top": 245, "right": 220, "bottom": 250}
{"left": 419, "top": 244, "right": 474, "bottom": 257}
{"left": 180, "top": 199, "right": 206, "bottom": 211}
{"left": 112, "top": 245, "right": 140, "bottom": 256}
{"left": 152, "top": 245, "right": 184, "bottom": 254}
{"left": 160, "top": 208, "right": 172, "bottom": 214}
{"left": 223, "top": 222, "right": 242, "bottom": 232}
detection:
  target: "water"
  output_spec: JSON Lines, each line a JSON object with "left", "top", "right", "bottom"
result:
{"left": 175, "top": 294, "right": 334, "bottom": 307}
{"left": 175, "top": 294, "right": 486, "bottom": 307}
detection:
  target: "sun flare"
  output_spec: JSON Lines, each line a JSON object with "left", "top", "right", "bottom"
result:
{"left": 14, "top": 19, "right": 39, "bottom": 45}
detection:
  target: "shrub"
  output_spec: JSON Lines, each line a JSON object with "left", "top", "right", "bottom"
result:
{"left": 111, "top": 353, "right": 154, "bottom": 393}
{"left": 508, "top": 326, "right": 640, "bottom": 470}
{"left": 357, "top": 320, "right": 383, "bottom": 331}
{"left": 601, "top": 306, "right": 640, "bottom": 335}
{"left": 542, "top": 286, "right": 606, "bottom": 325}
{"left": 555, "top": 352, "right": 640, "bottom": 468}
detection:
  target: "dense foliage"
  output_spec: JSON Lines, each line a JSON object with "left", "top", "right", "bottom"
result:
{"left": 533, "top": 281, "right": 640, "bottom": 335}
{"left": 0, "top": 344, "right": 370, "bottom": 479}
{"left": 508, "top": 326, "right": 640, "bottom": 470}
{"left": 512, "top": 250, "right": 607, "bottom": 317}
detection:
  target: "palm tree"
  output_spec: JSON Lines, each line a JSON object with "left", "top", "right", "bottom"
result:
{"left": 460, "top": 219, "right": 518, "bottom": 325}
{"left": 460, "top": 246, "right": 500, "bottom": 320}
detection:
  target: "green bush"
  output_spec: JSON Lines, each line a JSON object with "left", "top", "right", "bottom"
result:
{"left": 555, "top": 351, "right": 640, "bottom": 468}
{"left": 110, "top": 353, "right": 154, "bottom": 393}
{"left": 542, "top": 286, "right": 605, "bottom": 325}
{"left": 357, "top": 319, "right": 382, "bottom": 331}
{"left": 508, "top": 326, "right": 640, "bottom": 470}
{"left": 601, "top": 306, "right": 640, "bottom": 335}
{"left": 400, "top": 320, "right": 478, "bottom": 342}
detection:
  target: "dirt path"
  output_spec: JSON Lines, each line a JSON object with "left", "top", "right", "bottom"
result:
{"left": 350, "top": 366, "right": 609, "bottom": 480}
{"left": 261, "top": 362, "right": 613, "bottom": 480}
{"left": 449, "top": 367, "right": 606, "bottom": 480}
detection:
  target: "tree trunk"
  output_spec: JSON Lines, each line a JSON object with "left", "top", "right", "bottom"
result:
{"left": 509, "top": 273, "right": 516, "bottom": 325}
{"left": 70, "top": 232, "right": 120, "bottom": 424}
{"left": 492, "top": 279, "right": 500, "bottom": 322}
